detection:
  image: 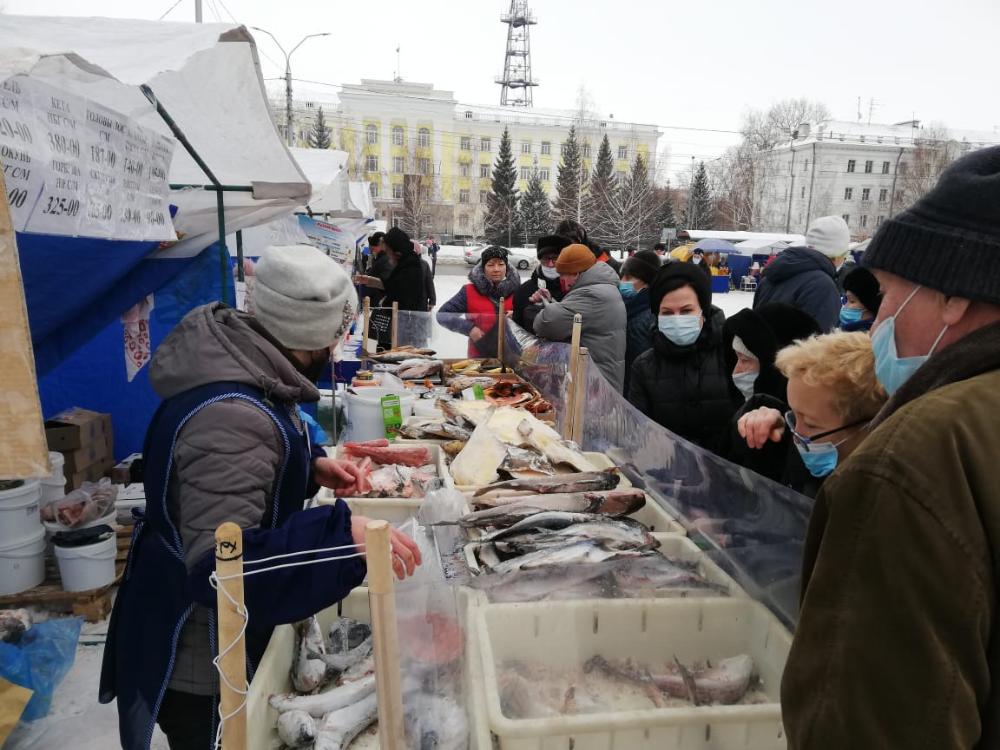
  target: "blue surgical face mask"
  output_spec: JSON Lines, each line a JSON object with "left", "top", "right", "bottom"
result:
{"left": 871, "top": 285, "right": 948, "bottom": 395}
{"left": 657, "top": 314, "right": 702, "bottom": 346}
{"left": 839, "top": 306, "right": 864, "bottom": 326}
{"left": 786, "top": 410, "right": 867, "bottom": 478}
{"left": 619, "top": 281, "right": 637, "bottom": 299}
{"left": 732, "top": 370, "right": 758, "bottom": 401}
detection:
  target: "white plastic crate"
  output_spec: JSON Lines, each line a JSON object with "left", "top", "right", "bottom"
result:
{"left": 474, "top": 597, "right": 791, "bottom": 750}
{"left": 246, "top": 588, "right": 491, "bottom": 750}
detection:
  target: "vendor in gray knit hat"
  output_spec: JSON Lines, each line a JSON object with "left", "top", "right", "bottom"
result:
{"left": 105, "top": 244, "right": 422, "bottom": 749}
{"left": 782, "top": 146, "right": 1000, "bottom": 749}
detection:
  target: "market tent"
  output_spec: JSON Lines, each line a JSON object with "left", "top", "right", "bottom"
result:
{"left": 693, "top": 238, "right": 737, "bottom": 253}
{"left": 732, "top": 238, "right": 792, "bottom": 255}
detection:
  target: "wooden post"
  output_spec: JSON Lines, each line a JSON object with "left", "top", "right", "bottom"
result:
{"left": 365, "top": 520, "right": 405, "bottom": 750}
{"left": 390, "top": 301, "right": 399, "bottom": 350}
{"left": 214, "top": 522, "right": 247, "bottom": 750}
{"left": 572, "top": 347, "right": 589, "bottom": 445}
{"left": 362, "top": 295, "right": 372, "bottom": 357}
{"left": 496, "top": 296, "right": 506, "bottom": 368}
{"left": 563, "top": 314, "right": 584, "bottom": 440}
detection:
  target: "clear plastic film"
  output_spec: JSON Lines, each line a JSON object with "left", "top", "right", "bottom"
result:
{"left": 502, "top": 319, "right": 575, "bottom": 435}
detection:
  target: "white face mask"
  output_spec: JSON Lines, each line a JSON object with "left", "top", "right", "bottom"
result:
{"left": 732, "top": 370, "right": 758, "bottom": 401}
{"left": 692, "top": 257, "right": 702, "bottom": 265}
{"left": 540, "top": 265, "right": 560, "bottom": 280}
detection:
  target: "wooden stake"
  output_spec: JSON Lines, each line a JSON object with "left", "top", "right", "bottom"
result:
{"left": 365, "top": 520, "right": 405, "bottom": 750}
{"left": 496, "top": 296, "right": 506, "bottom": 368}
{"left": 572, "top": 347, "right": 589, "bottom": 445}
{"left": 362, "top": 295, "right": 372, "bottom": 357}
{"left": 563, "top": 314, "right": 583, "bottom": 440}
{"left": 390, "top": 301, "right": 399, "bottom": 350}
{"left": 214, "top": 522, "right": 247, "bottom": 750}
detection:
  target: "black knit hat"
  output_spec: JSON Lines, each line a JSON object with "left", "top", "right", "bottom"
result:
{"left": 536, "top": 234, "right": 571, "bottom": 260}
{"left": 649, "top": 262, "right": 712, "bottom": 315}
{"left": 842, "top": 266, "right": 882, "bottom": 316}
{"left": 384, "top": 226, "right": 412, "bottom": 256}
{"left": 621, "top": 255, "right": 659, "bottom": 286}
{"left": 480, "top": 245, "right": 509, "bottom": 266}
{"left": 863, "top": 146, "right": 1000, "bottom": 303}
{"left": 724, "top": 304, "right": 821, "bottom": 365}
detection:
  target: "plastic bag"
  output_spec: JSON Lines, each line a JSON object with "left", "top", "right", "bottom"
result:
{"left": 39, "top": 478, "right": 117, "bottom": 528}
{"left": 0, "top": 617, "right": 82, "bottom": 721}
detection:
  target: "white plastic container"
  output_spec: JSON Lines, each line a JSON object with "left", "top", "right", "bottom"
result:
{"left": 344, "top": 387, "right": 417, "bottom": 443}
{"left": 0, "top": 526, "right": 46, "bottom": 596}
{"left": 0, "top": 480, "right": 41, "bottom": 546}
{"left": 40, "top": 452, "right": 67, "bottom": 505}
{"left": 475, "top": 597, "right": 792, "bottom": 750}
{"left": 47, "top": 452, "right": 65, "bottom": 483}
{"left": 53, "top": 532, "right": 116, "bottom": 592}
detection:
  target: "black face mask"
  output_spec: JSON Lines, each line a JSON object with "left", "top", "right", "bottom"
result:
{"left": 299, "top": 349, "right": 330, "bottom": 382}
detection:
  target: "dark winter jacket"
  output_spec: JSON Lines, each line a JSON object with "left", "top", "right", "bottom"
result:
{"left": 422, "top": 258, "right": 436, "bottom": 308}
{"left": 753, "top": 246, "right": 842, "bottom": 332}
{"left": 534, "top": 262, "right": 627, "bottom": 392}
{"left": 513, "top": 268, "right": 565, "bottom": 331}
{"left": 362, "top": 250, "right": 393, "bottom": 304}
{"left": 623, "top": 287, "right": 655, "bottom": 393}
{"left": 383, "top": 251, "right": 429, "bottom": 312}
{"left": 783, "top": 321, "right": 1000, "bottom": 749}
{"left": 627, "top": 306, "right": 741, "bottom": 454}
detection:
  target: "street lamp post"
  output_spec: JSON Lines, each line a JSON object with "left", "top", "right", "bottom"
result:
{"left": 251, "top": 28, "right": 330, "bottom": 146}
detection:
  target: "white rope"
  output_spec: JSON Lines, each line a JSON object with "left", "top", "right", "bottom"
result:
{"left": 242, "top": 542, "right": 365, "bottom": 567}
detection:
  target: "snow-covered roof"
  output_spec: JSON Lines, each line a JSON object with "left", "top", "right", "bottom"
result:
{"left": 680, "top": 230, "right": 805, "bottom": 244}
{"left": 773, "top": 119, "right": 1000, "bottom": 151}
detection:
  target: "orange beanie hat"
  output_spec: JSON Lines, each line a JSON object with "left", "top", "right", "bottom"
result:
{"left": 555, "top": 243, "right": 597, "bottom": 274}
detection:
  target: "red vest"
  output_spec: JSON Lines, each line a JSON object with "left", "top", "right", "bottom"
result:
{"left": 465, "top": 283, "right": 513, "bottom": 357}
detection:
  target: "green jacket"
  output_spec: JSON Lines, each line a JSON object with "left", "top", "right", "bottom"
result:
{"left": 782, "top": 321, "right": 1000, "bottom": 749}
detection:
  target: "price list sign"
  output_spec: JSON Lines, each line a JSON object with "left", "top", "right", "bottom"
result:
{"left": 0, "top": 76, "right": 176, "bottom": 241}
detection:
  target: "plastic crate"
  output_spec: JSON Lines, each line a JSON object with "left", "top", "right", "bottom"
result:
{"left": 474, "top": 597, "right": 791, "bottom": 750}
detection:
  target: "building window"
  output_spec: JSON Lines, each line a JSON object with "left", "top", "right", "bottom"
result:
{"left": 864, "top": 160, "right": 873, "bottom": 173}
{"left": 616, "top": 170, "right": 626, "bottom": 183}
{"left": 847, "top": 159, "right": 856, "bottom": 173}
{"left": 365, "top": 124, "right": 378, "bottom": 145}
{"left": 459, "top": 215, "right": 469, "bottom": 229}
{"left": 541, "top": 141, "right": 551, "bottom": 155}
{"left": 879, "top": 188, "right": 888, "bottom": 203}
{"left": 365, "top": 155, "right": 379, "bottom": 172}
{"left": 801, "top": 186, "right": 806, "bottom": 199}
{"left": 899, "top": 162, "right": 909, "bottom": 175}
{"left": 392, "top": 184, "right": 403, "bottom": 200}
{"left": 581, "top": 144, "right": 591, "bottom": 158}
{"left": 481, "top": 137, "right": 491, "bottom": 152}
{"left": 539, "top": 168, "right": 549, "bottom": 181}
{"left": 392, "top": 126, "right": 404, "bottom": 146}
{"left": 803, "top": 158, "right": 809, "bottom": 172}
{"left": 460, "top": 136, "right": 471, "bottom": 151}
{"left": 369, "top": 182, "right": 379, "bottom": 198}
{"left": 521, "top": 142, "right": 531, "bottom": 154}
{"left": 464, "top": 110, "right": 473, "bottom": 119}
{"left": 882, "top": 160, "right": 890, "bottom": 174}
{"left": 479, "top": 190, "right": 488, "bottom": 203}
{"left": 479, "top": 164, "right": 490, "bottom": 179}
{"left": 877, "top": 215, "right": 885, "bottom": 227}
{"left": 393, "top": 156, "right": 404, "bottom": 173}
{"left": 418, "top": 158, "right": 430, "bottom": 175}
{"left": 842, "top": 214, "right": 850, "bottom": 225}
{"left": 418, "top": 128, "right": 430, "bottom": 148}
{"left": 460, "top": 164, "right": 470, "bottom": 177}
{"left": 618, "top": 145, "right": 628, "bottom": 160}
{"left": 844, "top": 187, "right": 853, "bottom": 200}
{"left": 895, "top": 190, "right": 904, "bottom": 203}
{"left": 860, "top": 215, "right": 869, "bottom": 228}
{"left": 459, "top": 189, "right": 470, "bottom": 204}
{"left": 861, "top": 188, "right": 871, "bottom": 201}
{"left": 520, "top": 167, "right": 531, "bottom": 180}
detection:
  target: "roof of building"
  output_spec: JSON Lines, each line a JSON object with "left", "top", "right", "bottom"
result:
{"left": 771, "top": 119, "right": 1000, "bottom": 151}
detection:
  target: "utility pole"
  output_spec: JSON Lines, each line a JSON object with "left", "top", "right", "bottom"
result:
{"left": 251, "top": 28, "right": 330, "bottom": 146}
{"left": 195, "top": 0, "right": 202, "bottom": 22}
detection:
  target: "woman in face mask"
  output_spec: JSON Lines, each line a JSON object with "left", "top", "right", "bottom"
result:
{"left": 736, "top": 331, "right": 887, "bottom": 497}
{"left": 627, "top": 263, "right": 740, "bottom": 453}
{"left": 619, "top": 250, "right": 660, "bottom": 393}
{"left": 839, "top": 266, "right": 883, "bottom": 332}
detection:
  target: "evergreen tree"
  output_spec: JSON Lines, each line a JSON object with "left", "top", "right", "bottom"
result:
{"left": 308, "top": 107, "right": 332, "bottom": 149}
{"left": 520, "top": 169, "right": 552, "bottom": 245}
{"left": 588, "top": 134, "right": 617, "bottom": 245}
{"left": 684, "top": 161, "right": 714, "bottom": 230}
{"left": 554, "top": 126, "right": 586, "bottom": 223}
{"left": 484, "top": 127, "right": 520, "bottom": 246}
{"left": 656, "top": 186, "right": 677, "bottom": 230}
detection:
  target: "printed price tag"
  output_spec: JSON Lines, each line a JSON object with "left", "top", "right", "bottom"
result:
{"left": 462, "top": 384, "right": 486, "bottom": 401}
{"left": 380, "top": 394, "right": 402, "bottom": 439}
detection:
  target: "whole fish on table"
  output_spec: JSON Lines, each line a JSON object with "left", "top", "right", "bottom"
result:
{"left": 269, "top": 674, "right": 376, "bottom": 717}
{"left": 483, "top": 539, "right": 652, "bottom": 576}
{"left": 396, "top": 358, "right": 445, "bottom": 379}
{"left": 292, "top": 616, "right": 330, "bottom": 693}
{"left": 585, "top": 654, "right": 757, "bottom": 706}
{"left": 366, "top": 348, "right": 436, "bottom": 364}
{"left": 500, "top": 446, "right": 555, "bottom": 475}
{"left": 472, "top": 469, "right": 620, "bottom": 503}
{"left": 485, "top": 517, "right": 661, "bottom": 556}
{"left": 611, "top": 556, "right": 729, "bottom": 597}
{"left": 451, "top": 489, "right": 645, "bottom": 529}
{"left": 313, "top": 692, "right": 379, "bottom": 750}
{"left": 276, "top": 710, "right": 316, "bottom": 748}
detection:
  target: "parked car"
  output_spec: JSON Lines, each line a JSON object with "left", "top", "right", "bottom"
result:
{"left": 464, "top": 245, "right": 537, "bottom": 270}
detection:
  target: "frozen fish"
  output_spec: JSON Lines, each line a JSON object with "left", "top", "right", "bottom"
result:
{"left": 291, "top": 617, "right": 330, "bottom": 694}
{"left": 276, "top": 710, "right": 316, "bottom": 748}
{"left": 483, "top": 540, "right": 650, "bottom": 576}
{"left": 313, "top": 692, "right": 379, "bottom": 750}
{"left": 471, "top": 469, "right": 620, "bottom": 501}
{"left": 269, "top": 674, "right": 376, "bottom": 717}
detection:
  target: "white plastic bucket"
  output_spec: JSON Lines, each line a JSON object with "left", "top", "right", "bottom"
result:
{"left": 47, "top": 452, "right": 65, "bottom": 484}
{"left": 54, "top": 533, "right": 116, "bottom": 592}
{"left": 0, "top": 526, "right": 46, "bottom": 596}
{"left": 40, "top": 479, "right": 66, "bottom": 506}
{"left": 345, "top": 388, "right": 416, "bottom": 443}
{"left": 0, "top": 481, "right": 41, "bottom": 546}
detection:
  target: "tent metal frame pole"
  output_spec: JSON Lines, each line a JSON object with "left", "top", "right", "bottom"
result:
{"left": 235, "top": 230, "right": 245, "bottom": 283}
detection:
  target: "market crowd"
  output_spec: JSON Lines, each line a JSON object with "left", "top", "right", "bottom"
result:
{"left": 362, "top": 146, "right": 1000, "bottom": 748}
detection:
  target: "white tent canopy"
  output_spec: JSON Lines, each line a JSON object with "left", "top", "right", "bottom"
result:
{"left": 680, "top": 230, "right": 805, "bottom": 245}
{"left": 0, "top": 15, "right": 311, "bottom": 257}
{"left": 732, "top": 238, "right": 794, "bottom": 255}
{"left": 288, "top": 147, "right": 374, "bottom": 219}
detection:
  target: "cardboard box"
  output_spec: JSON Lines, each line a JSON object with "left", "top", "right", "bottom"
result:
{"left": 65, "top": 457, "right": 115, "bottom": 491}
{"left": 45, "top": 408, "right": 111, "bottom": 452}
{"left": 111, "top": 453, "right": 143, "bottom": 484}
{"left": 62, "top": 431, "right": 114, "bottom": 475}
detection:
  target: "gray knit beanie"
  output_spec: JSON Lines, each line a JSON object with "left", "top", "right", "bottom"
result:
{"left": 863, "top": 146, "right": 1000, "bottom": 303}
{"left": 254, "top": 244, "right": 358, "bottom": 350}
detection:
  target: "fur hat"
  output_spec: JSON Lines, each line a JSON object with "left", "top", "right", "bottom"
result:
{"left": 254, "top": 245, "right": 358, "bottom": 351}
{"left": 555, "top": 243, "right": 597, "bottom": 274}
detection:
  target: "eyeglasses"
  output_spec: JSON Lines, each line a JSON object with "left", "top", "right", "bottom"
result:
{"left": 784, "top": 411, "right": 869, "bottom": 452}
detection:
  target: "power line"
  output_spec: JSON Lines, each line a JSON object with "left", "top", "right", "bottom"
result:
{"left": 158, "top": 0, "right": 185, "bottom": 20}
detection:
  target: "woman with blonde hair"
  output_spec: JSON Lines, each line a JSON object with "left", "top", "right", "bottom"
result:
{"left": 736, "top": 331, "right": 887, "bottom": 497}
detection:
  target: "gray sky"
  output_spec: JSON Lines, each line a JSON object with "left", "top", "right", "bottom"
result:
{"left": 7, "top": 0, "right": 1000, "bottom": 182}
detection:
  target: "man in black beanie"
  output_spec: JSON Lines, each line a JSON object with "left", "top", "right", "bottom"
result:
{"left": 783, "top": 146, "right": 1000, "bottom": 749}
{"left": 512, "top": 234, "right": 572, "bottom": 330}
